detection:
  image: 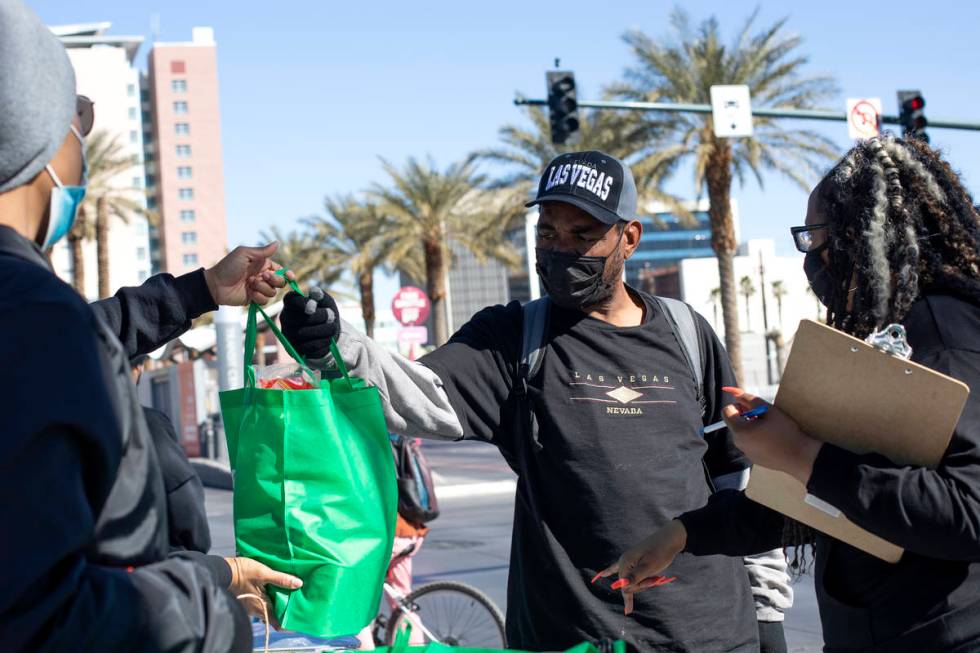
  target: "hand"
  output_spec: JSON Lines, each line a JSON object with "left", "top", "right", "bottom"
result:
{"left": 595, "top": 519, "right": 687, "bottom": 615}
{"left": 280, "top": 286, "right": 341, "bottom": 361}
{"left": 226, "top": 557, "right": 302, "bottom": 626}
{"left": 722, "top": 387, "right": 823, "bottom": 485}
{"left": 203, "top": 242, "right": 295, "bottom": 307}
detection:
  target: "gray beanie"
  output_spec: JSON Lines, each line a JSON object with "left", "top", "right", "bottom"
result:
{"left": 0, "top": 0, "right": 77, "bottom": 193}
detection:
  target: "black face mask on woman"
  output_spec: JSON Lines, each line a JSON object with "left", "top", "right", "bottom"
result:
{"left": 535, "top": 229, "right": 624, "bottom": 311}
{"left": 804, "top": 242, "right": 834, "bottom": 306}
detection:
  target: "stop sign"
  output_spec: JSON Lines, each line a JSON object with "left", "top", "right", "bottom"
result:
{"left": 391, "top": 286, "right": 430, "bottom": 327}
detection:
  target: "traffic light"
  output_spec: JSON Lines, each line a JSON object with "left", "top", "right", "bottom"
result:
{"left": 547, "top": 71, "right": 580, "bottom": 145}
{"left": 898, "top": 90, "right": 928, "bottom": 143}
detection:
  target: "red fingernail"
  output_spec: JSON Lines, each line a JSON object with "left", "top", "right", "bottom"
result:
{"left": 591, "top": 572, "right": 603, "bottom": 584}
{"left": 653, "top": 576, "right": 677, "bottom": 587}
{"left": 611, "top": 579, "right": 629, "bottom": 590}
{"left": 722, "top": 386, "right": 741, "bottom": 394}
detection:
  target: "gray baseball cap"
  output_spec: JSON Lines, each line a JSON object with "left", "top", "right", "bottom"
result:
{"left": 525, "top": 150, "right": 638, "bottom": 225}
{"left": 0, "top": 0, "right": 77, "bottom": 194}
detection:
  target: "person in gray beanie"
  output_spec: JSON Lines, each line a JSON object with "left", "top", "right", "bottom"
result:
{"left": 0, "top": 1, "right": 299, "bottom": 650}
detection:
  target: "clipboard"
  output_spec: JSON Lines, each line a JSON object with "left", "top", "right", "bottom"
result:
{"left": 744, "top": 319, "right": 970, "bottom": 563}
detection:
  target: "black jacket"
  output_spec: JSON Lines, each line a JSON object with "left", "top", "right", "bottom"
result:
{"left": 0, "top": 226, "right": 249, "bottom": 652}
{"left": 142, "top": 406, "right": 233, "bottom": 588}
{"left": 680, "top": 294, "right": 980, "bottom": 652}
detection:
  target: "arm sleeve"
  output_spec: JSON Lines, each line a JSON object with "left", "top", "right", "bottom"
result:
{"left": 144, "top": 408, "right": 213, "bottom": 554}
{"left": 0, "top": 302, "right": 248, "bottom": 652}
{"left": 316, "top": 319, "right": 464, "bottom": 441}
{"left": 169, "top": 551, "right": 234, "bottom": 589}
{"left": 805, "top": 350, "right": 980, "bottom": 561}
{"left": 90, "top": 268, "right": 217, "bottom": 359}
{"left": 678, "top": 490, "right": 788, "bottom": 557}
{"left": 419, "top": 304, "right": 520, "bottom": 444}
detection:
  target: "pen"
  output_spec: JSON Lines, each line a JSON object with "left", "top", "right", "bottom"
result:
{"left": 701, "top": 404, "right": 770, "bottom": 434}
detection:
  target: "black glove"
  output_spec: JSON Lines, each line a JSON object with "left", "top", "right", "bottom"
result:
{"left": 280, "top": 286, "right": 340, "bottom": 361}
{"left": 758, "top": 620, "right": 787, "bottom": 653}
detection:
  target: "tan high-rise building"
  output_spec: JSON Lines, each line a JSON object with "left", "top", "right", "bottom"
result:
{"left": 145, "top": 27, "right": 227, "bottom": 275}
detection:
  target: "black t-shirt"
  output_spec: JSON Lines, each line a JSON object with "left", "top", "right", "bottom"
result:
{"left": 422, "top": 290, "right": 757, "bottom": 653}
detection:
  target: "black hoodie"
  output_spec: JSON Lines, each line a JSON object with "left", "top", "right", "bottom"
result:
{"left": 679, "top": 294, "right": 980, "bottom": 652}
{"left": 0, "top": 225, "right": 249, "bottom": 652}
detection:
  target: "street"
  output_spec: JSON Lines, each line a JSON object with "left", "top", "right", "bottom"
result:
{"left": 206, "top": 440, "right": 824, "bottom": 652}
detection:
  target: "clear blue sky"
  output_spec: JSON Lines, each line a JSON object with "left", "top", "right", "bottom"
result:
{"left": 32, "top": 0, "right": 980, "bottom": 289}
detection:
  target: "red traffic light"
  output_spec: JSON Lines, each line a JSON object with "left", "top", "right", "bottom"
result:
{"left": 908, "top": 97, "right": 924, "bottom": 110}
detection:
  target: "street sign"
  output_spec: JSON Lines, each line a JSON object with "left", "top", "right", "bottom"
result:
{"left": 710, "top": 85, "right": 753, "bottom": 138}
{"left": 846, "top": 98, "right": 882, "bottom": 140}
{"left": 397, "top": 326, "right": 429, "bottom": 345}
{"left": 392, "top": 286, "right": 430, "bottom": 327}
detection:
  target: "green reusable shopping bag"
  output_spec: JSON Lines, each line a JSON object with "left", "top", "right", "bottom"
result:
{"left": 220, "top": 300, "right": 397, "bottom": 637}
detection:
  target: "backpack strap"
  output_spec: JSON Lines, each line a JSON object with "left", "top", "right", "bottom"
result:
{"left": 519, "top": 298, "right": 551, "bottom": 390}
{"left": 655, "top": 296, "right": 707, "bottom": 419}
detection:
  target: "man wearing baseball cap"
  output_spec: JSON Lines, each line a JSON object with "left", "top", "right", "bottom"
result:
{"left": 281, "top": 151, "right": 790, "bottom": 652}
{"left": 0, "top": 1, "right": 297, "bottom": 649}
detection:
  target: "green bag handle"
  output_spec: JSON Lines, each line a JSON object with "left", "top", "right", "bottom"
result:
{"left": 241, "top": 269, "right": 352, "bottom": 390}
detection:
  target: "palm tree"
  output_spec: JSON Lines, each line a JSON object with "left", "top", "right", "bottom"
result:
{"left": 371, "top": 156, "right": 521, "bottom": 345}
{"left": 740, "top": 275, "right": 756, "bottom": 331}
{"left": 67, "top": 205, "right": 94, "bottom": 294}
{"left": 82, "top": 130, "right": 156, "bottom": 298}
{"left": 609, "top": 9, "right": 839, "bottom": 380}
{"left": 258, "top": 225, "right": 341, "bottom": 289}
{"left": 770, "top": 279, "right": 787, "bottom": 329}
{"left": 709, "top": 287, "right": 721, "bottom": 328}
{"left": 304, "top": 195, "right": 419, "bottom": 339}
{"left": 477, "top": 103, "right": 693, "bottom": 221}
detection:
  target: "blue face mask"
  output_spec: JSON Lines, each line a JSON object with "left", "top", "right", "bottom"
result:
{"left": 41, "top": 124, "right": 87, "bottom": 250}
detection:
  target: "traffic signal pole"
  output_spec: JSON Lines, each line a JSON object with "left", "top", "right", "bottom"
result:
{"left": 514, "top": 97, "right": 980, "bottom": 132}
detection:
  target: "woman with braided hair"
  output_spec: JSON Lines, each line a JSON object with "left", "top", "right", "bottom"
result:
{"left": 600, "top": 135, "right": 980, "bottom": 652}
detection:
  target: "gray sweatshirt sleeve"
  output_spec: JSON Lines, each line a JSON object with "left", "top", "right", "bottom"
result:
{"left": 311, "top": 320, "right": 464, "bottom": 441}
{"left": 713, "top": 469, "right": 794, "bottom": 622}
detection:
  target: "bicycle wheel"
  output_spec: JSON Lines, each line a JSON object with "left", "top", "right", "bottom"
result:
{"left": 385, "top": 580, "right": 506, "bottom": 648}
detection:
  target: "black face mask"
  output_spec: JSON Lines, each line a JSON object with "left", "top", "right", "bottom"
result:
{"left": 536, "top": 244, "right": 621, "bottom": 311}
{"left": 804, "top": 242, "right": 834, "bottom": 306}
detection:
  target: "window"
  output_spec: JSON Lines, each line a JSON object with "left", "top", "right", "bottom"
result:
{"left": 147, "top": 196, "right": 157, "bottom": 210}
{"left": 128, "top": 107, "right": 138, "bottom": 120}
{"left": 176, "top": 144, "right": 192, "bottom": 158}
{"left": 173, "top": 101, "right": 188, "bottom": 114}
{"left": 136, "top": 247, "right": 147, "bottom": 260}
{"left": 130, "top": 130, "right": 139, "bottom": 143}
{"left": 177, "top": 166, "right": 192, "bottom": 179}
{"left": 171, "top": 60, "right": 186, "bottom": 74}
{"left": 138, "top": 270, "right": 149, "bottom": 282}
{"left": 132, "top": 176, "right": 142, "bottom": 189}
{"left": 180, "top": 210, "right": 196, "bottom": 222}
{"left": 172, "top": 79, "right": 187, "bottom": 92}
{"left": 183, "top": 253, "right": 198, "bottom": 266}
{"left": 178, "top": 188, "right": 194, "bottom": 200}
{"left": 127, "top": 83, "right": 136, "bottom": 97}
{"left": 175, "top": 123, "right": 190, "bottom": 136}
{"left": 181, "top": 231, "right": 198, "bottom": 244}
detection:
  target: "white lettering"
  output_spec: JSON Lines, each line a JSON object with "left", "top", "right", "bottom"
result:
{"left": 601, "top": 176, "right": 614, "bottom": 201}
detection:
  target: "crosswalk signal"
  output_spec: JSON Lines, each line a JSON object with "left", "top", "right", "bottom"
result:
{"left": 898, "top": 90, "right": 928, "bottom": 143}
{"left": 547, "top": 71, "right": 580, "bottom": 145}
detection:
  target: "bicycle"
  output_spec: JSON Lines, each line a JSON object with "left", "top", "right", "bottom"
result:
{"left": 371, "top": 579, "right": 507, "bottom": 648}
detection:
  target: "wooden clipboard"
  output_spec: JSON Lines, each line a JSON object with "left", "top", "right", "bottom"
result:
{"left": 745, "top": 319, "right": 970, "bottom": 563}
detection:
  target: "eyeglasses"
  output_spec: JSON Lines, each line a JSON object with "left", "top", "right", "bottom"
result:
{"left": 790, "top": 224, "right": 829, "bottom": 253}
{"left": 76, "top": 95, "right": 94, "bottom": 136}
